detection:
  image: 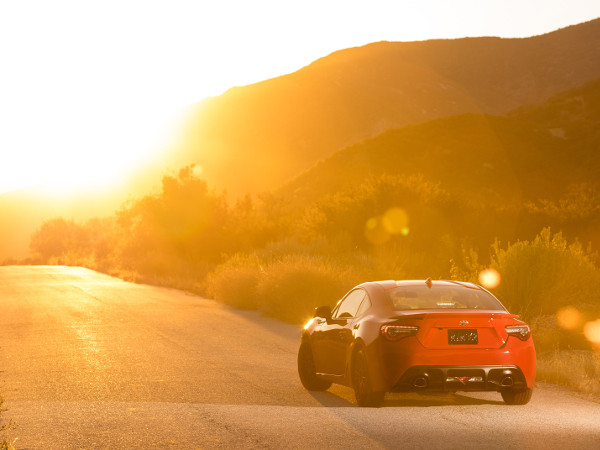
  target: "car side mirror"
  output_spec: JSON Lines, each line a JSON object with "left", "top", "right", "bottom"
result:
{"left": 314, "top": 305, "right": 332, "bottom": 320}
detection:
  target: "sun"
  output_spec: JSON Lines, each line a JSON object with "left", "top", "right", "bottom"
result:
{"left": 2, "top": 100, "right": 182, "bottom": 196}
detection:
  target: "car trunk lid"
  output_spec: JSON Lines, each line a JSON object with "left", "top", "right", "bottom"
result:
{"left": 391, "top": 310, "right": 519, "bottom": 349}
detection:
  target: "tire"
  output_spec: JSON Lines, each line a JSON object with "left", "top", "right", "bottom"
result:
{"left": 501, "top": 388, "right": 533, "bottom": 405}
{"left": 352, "top": 348, "right": 385, "bottom": 407}
{"left": 297, "top": 341, "right": 332, "bottom": 391}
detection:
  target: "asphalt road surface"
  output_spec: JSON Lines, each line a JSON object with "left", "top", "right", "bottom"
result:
{"left": 1, "top": 266, "right": 599, "bottom": 449}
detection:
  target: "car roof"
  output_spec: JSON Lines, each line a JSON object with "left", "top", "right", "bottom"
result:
{"left": 363, "top": 279, "right": 484, "bottom": 291}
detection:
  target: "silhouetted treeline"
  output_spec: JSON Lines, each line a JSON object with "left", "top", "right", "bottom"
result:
{"left": 30, "top": 166, "right": 287, "bottom": 280}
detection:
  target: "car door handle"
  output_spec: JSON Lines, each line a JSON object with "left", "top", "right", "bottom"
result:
{"left": 353, "top": 324, "right": 360, "bottom": 330}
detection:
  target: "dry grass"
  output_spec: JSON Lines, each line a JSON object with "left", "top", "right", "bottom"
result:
{"left": 206, "top": 254, "right": 263, "bottom": 310}
{"left": 536, "top": 350, "right": 600, "bottom": 396}
{"left": 206, "top": 253, "right": 359, "bottom": 324}
{"left": 531, "top": 314, "right": 600, "bottom": 397}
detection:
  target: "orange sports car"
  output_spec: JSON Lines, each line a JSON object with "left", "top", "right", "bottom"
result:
{"left": 298, "top": 279, "right": 536, "bottom": 407}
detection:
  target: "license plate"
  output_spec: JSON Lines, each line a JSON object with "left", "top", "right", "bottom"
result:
{"left": 448, "top": 329, "right": 478, "bottom": 345}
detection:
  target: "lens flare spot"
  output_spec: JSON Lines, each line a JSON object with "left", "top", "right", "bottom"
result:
{"left": 365, "top": 216, "right": 390, "bottom": 245}
{"left": 382, "top": 207, "right": 409, "bottom": 234}
{"left": 556, "top": 306, "right": 584, "bottom": 331}
{"left": 366, "top": 217, "right": 378, "bottom": 230}
{"left": 366, "top": 208, "right": 410, "bottom": 244}
{"left": 478, "top": 268, "right": 501, "bottom": 289}
{"left": 584, "top": 320, "right": 600, "bottom": 345}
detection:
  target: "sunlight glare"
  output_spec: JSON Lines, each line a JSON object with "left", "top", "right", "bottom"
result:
{"left": 6, "top": 101, "right": 183, "bottom": 196}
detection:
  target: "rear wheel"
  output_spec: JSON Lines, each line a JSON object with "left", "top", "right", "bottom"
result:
{"left": 352, "top": 348, "right": 385, "bottom": 407}
{"left": 297, "top": 341, "right": 331, "bottom": 391}
{"left": 501, "top": 388, "right": 533, "bottom": 405}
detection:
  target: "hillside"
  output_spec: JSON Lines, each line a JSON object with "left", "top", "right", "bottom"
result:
{"left": 172, "top": 19, "right": 600, "bottom": 196}
{"left": 282, "top": 79, "right": 600, "bottom": 203}
{"left": 278, "top": 78, "right": 600, "bottom": 249}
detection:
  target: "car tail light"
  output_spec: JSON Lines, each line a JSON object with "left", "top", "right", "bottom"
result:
{"left": 505, "top": 324, "right": 531, "bottom": 341}
{"left": 381, "top": 325, "right": 419, "bottom": 341}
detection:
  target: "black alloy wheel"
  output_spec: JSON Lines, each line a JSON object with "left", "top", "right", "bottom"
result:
{"left": 297, "top": 341, "right": 332, "bottom": 391}
{"left": 352, "top": 348, "right": 385, "bottom": 407}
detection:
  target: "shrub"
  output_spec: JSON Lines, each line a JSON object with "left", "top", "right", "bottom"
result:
{"left": 116, "top": 166, "right": 232, "bottom": 264}
{"left": 30, "top": 218, "right": 84, "bottom": 261}
{"left": 256, "top": 255, "right": 354, "bottom": 324}
{"left": 207, "top": 251, "right": 361, "bottom": 323}
{"left": 449, "top": 246, "right": 484, "bottom": 283}
{"left": 206, "top": 254, "right": 263, "bottom": 310}
{"left": 491, "top": 228, "right": 600, "bottom": 319}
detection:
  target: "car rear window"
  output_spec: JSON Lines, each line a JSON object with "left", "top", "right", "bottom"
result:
{"left": 386, "top": 285, "right": 506, "bottom": 311}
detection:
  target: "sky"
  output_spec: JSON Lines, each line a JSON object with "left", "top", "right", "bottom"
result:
{"left": 1, "top": 0, "right": 600, "bottom": 195}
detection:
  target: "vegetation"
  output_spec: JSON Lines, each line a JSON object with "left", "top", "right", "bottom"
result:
{"left": 536, "top": 351, "right": 600, "bottom": 396}
{"left": 209, "top": 253, "right": 355, "bottom": 324}
{"left": 451, "top": 229, "right": 600, "bottom": 321}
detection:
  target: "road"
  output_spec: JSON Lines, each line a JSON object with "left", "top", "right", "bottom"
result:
{"left": 0, "top": 266, "right": 599, "bottom": 449}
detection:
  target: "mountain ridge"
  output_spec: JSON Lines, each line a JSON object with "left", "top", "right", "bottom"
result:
{"left": 173, "top": 18, "right": 600, "bottom": 196}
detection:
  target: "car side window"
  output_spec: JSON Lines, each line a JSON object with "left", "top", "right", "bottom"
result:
{"left": 333, "top": 289, "right": 366, "bottom": 319}
{"left": 355, "top": 293, "right": 372, "bottom": 317}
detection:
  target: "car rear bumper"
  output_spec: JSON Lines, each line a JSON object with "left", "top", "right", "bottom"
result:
{"left": 391, "top": 365, "right": 527, "bottom": 392}
{"left": 370, "top": 337, "right": 536, "bottom": 392}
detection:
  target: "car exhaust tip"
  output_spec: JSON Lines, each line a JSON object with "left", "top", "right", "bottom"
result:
{"left": 412, "top": 376, "right": 428, "bottom": 388}
{"left": 501, "top": 376, "right": 514, "bottom": 387}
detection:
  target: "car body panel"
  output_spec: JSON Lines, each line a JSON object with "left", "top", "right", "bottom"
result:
{"left": 311, "top": 317, "right": 353, "bottom": 376}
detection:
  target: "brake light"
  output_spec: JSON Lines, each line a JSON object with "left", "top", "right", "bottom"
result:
{"left": 505, "top": 324, "right": 531, "bottom": 341}
{"left": 381, "top": 325, "right": 419, "bottom": 341}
